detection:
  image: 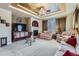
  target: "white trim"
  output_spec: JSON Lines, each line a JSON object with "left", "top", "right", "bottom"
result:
{"left": 9, "top": 5, "right": 40, "bottom": 19}
{"left": 7, "top": 42, "right": 12, "bottom": 45}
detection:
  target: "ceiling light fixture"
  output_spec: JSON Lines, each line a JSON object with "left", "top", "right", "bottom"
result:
{"left": 38, "top": 6, "right": 47, "bottom": 15}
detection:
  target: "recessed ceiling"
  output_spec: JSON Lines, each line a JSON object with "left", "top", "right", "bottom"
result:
{"left": 0, "top": 3, "right": 77, "bottom": 19}
{"left": 10, "top": 3, "right": 66, "bottom": 15}
{"left": 18, "top": 3, "right": 61, "bottom": 14}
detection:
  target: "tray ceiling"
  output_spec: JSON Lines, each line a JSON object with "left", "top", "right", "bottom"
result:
{"left": 10, "top": 3, "right": 66, "bottom": 16}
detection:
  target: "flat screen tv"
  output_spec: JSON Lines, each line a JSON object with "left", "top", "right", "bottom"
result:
{"left": 12, "top": 23, "right": 26, "bottom": 31}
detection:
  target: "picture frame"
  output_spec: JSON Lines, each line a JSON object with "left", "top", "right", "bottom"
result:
{"left": 1, "top": 19, "right": 6, "bottom": 24}
{"left": 6, "top": 23, "right": 10, "bottom": 27}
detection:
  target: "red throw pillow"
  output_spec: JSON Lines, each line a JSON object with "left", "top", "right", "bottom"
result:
{"left": 66, "top": 36, "right": 77, "bottom": 47}
{"left": 63, "top": 50, "right": 79, "bottom": 56}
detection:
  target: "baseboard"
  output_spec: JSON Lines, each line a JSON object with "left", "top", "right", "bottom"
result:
{"left": 7, "top": 42, "right": 12, "bottom": 45}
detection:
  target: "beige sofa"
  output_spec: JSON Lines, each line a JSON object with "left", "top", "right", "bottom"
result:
{"left": 38, "top": 31, "right": 55, "bottom": 40}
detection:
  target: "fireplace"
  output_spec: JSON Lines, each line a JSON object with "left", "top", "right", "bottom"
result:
{"left": 33, "top": 30, "right": 38, "bottom": 36}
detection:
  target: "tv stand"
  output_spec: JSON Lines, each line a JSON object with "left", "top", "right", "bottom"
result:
{"left": 12, "top": 31, "right": 28, "bottom": 42}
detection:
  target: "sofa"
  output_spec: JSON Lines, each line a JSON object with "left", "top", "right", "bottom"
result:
{"left": 38, "top": 31, "right": 55, "bottom": 40}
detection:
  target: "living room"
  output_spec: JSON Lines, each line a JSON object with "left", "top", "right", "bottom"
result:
{"left": 0, "top": 3, "right": 79, "bottom": 56}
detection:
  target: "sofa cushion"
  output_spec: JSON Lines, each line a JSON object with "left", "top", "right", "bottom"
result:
{"left": 63, "top": 50, "right": 79, "bottom": 56}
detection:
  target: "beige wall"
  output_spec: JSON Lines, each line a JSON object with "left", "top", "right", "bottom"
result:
{"left": 65, "top": 3, "right": 76, "bottom": 31}
{"left": 39, "top": 20, "right": 42, "bottom": 33}
{"left": 66, "top": 13, "right": 75, "bottom": 31}
{"left": 26, "top": 18, "right": 31, "bottom": 32}
{"left": 12, "top": 15, "right": 26, "bottom": 24}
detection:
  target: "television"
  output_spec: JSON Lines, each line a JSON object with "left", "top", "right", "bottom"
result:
{"left": 12, "top": 23, "right": 26, "bottom": 31}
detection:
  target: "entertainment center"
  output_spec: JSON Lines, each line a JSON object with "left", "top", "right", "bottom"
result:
{"left": 12, "top": 23, "right": 28, "bottom": 42}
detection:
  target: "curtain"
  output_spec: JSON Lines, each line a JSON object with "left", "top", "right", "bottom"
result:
{"left": 78, "top": 12, "right": 79, "bottom": 33}
{"left": 47, "top": 18, "right": 56, "bottom": 32}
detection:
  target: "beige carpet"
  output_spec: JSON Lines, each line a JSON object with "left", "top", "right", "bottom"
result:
{"left": 0, "top": 38, "right": 60, "bottom": 56}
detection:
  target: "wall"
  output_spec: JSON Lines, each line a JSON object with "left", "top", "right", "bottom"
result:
{"left": 12, "top": 15, "right": 26, "bottom": 24}
{"left": 66, "top": 13, "right": 74, "bottom": 31}
{"left": 65, "top": 3, "right": 76, "bottom": 31}
{"left": 39, "top": 20, "right": 42, "bottom": 33}
{"left": 0, "top": 8, "right": 12, "bottom": 44}
{"left": 78, "top": 12, "right": 79, "bottom": 32}
{"left": 72, "top": 13, "right": 75, "bottom": 29}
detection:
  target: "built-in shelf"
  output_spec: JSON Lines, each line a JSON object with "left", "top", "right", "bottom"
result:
{"left": 0, "top": 17, "right": 10, "bottom": 27}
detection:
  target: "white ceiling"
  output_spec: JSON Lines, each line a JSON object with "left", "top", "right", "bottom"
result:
{"left": 45, "top": 3, "right": 60, "bottom": 12}
{"left": 27, "top": 3, "right": 60, "bottom": 12}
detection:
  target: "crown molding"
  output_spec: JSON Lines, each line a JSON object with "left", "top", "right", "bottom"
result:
{"left": 9, "top": 4, "right": 76, "bottom": 20}
{"left": 9, "top": 5, "right": 40, "bottom": 19}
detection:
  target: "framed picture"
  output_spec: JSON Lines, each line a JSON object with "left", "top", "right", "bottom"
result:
{"left": 1, "top": 19, "right": 6, "bottom": 24}
{"left": 6, "top": 23, "right": 10, "bottom": 27}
